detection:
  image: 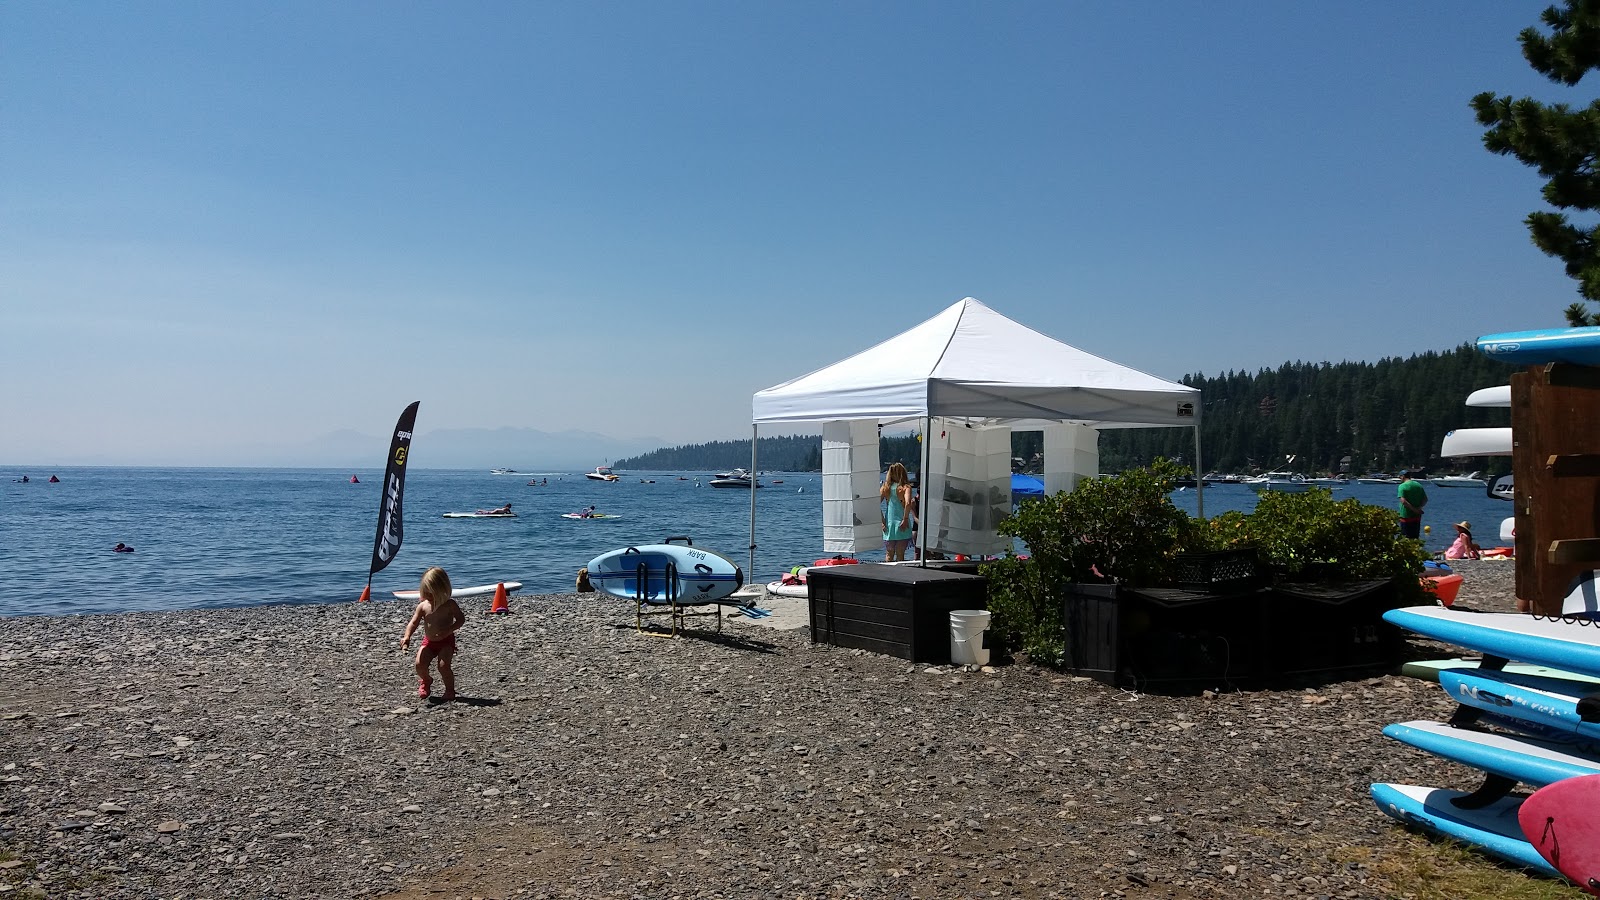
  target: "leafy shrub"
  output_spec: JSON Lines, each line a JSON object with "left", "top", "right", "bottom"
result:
{"left": 983, "top": 461, "right": 1433, "bottom": 665}
{"left": 983, "top": 458, "right": 1193, "bottom": 664}
{"left": 1202, "top": 489, "right": 1432, "bottom": 605}
{"left": 999, "top": 457, "right": 1195, "bottom": 587}
{"left": 979, "top": 554, "right": 1066, "bottom": 666}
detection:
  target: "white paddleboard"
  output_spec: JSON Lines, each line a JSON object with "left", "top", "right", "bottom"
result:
{"left": 1439, "top": 427, "right": 1512, "bottom": 458}
{"left": 394, "top": 581, "right": 522, "bottom": 601}
{"left": 765, "top": 580, "right": 810, "bottom": 599}
{"left": 587, "top": 543, "right": 742, "bottom": 604}
{"left": 443, "top": 512, "right": 517, "bottom": 518}
{"left": 1465, "top": 385, "right": 1512, "bottom": 408}
{"left": 561, "top": 512, "right": 622, "bottom": 520}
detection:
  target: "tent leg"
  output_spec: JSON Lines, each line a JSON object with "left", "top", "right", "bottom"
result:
{"left": 749, "top": 424, "right": 758, "bottom": 581}
{"left": 917, "top": 416, "right": 929, "bottom": 565}
{"left": 1193, "top": 423, "right": 1205, "bottom": 519}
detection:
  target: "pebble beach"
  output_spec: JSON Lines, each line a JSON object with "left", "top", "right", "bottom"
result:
{"left": 1, "top": 558, "right": 1570, "bottom": 899}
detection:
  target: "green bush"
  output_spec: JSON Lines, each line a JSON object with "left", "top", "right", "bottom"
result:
{"left": 982, "top": 461, "right": 1433, "bottom": 666}
{"left": 1197, "top": 488, "right": 1431, "bottom": 605}
{"left": 979, "top": 554, "right": 1066, "bottom": 666}
{"left": 999, "top": 457, "right": 1195, "bottom": 587}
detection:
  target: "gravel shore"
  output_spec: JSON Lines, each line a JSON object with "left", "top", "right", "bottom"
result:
{"left": 0, "top": 559, "right": 1568, "bottom": 899}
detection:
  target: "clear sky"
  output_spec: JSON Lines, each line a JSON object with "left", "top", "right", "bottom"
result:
{"left": 1, "top": 2, "right": 1584, "bottom": 465}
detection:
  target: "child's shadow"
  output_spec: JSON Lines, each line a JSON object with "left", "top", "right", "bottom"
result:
{"left": 427, "top": 696, "right": 502, "bottom": 707}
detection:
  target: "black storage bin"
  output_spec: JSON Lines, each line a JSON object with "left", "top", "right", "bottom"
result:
{"left": 807, "top": 563, "right": 988, "bottom": 663}
{"left": 1170, "top": 550, "right": 1269, "bottom": 591}
{"left": 1061, "top": 583, "right": 1269, "bottom": 689}
{"left": 1266, "top": 580, "right": 1403, "bottom": 678}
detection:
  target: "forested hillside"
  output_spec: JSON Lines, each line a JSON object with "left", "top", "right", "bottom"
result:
{"left": 617, "top": 345, "right": 1516, "bottom": 475}
{"left": 613, "top": 435, "right": 824, "bottom": 472}
{"left": 1096, "top": 344, "right": 1515, "bottom": 474}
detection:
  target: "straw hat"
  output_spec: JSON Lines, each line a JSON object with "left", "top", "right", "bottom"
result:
{"left": 1453, "top": 520, "right": 1472, "bottom": 533}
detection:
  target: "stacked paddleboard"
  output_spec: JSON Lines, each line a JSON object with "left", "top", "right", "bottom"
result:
{"left": 1375, "top": 600, "right": 1600, "bottom": 881}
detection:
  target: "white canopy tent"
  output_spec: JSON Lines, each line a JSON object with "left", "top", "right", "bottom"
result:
{"left": 745, "top": 297, "right": 1204, "bottom": 575}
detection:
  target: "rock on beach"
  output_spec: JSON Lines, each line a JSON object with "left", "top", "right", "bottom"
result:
{"left": 0, "top": 568, "right": 1550, "bottom": 898}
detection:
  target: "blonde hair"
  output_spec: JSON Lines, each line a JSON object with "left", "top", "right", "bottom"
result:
{"left": 880, "top": 462, "right": 909, "bottom": 500}
{"left": 419, "top": 567, "right": 453, "bottom": 603}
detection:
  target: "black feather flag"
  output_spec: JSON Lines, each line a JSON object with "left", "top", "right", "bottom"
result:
{"left": 359, "top": 401, "right": 419, "bottom": 600}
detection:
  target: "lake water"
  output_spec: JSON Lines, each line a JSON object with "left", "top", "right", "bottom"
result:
{"left": 0, "top": 468, "right": 1513, "bottom": 617}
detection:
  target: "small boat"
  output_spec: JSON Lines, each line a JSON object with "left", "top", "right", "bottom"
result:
{"left": 1304, "top": 475, "right": 1348, "bottom": 487}
{"left": 1245, "top": 471, "right": 1311, "bottom": 493}
{"left": 1356, "top": 473, "right": 1403, "bottom": 484}
{"left": 709, "top": 468, "right": 761, "bottom": 489}
{"left": 585, "top": 465, "right": 619, "bottom": 482}
{"left": 490, "top": 468, "right": 518, "bottom": 475}
{"left": 1432, "top": 471, "right": 1488, "bottom": 488}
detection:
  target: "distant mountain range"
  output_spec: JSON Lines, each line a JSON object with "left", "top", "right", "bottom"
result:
{"left": 286, "top": 426, "right": 666, "bottom": 471}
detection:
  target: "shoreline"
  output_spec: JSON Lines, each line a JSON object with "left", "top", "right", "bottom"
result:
{"left": 0, "top": 563, "right": 1551, "bottom": 898}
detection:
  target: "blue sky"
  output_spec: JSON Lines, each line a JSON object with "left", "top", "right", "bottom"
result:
{"left": 0, "top": 2, "right": 1583, "bottom": 465}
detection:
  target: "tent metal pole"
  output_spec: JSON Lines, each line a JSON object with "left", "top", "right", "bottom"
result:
{"left": 749, "top": 424, "right": 758, "bottom": 581}
{"left": 1193, "top": 423, "right": 1205, "bottom": 519}
{"left": 918, "top": 416, "right": 929, "bottom": 566}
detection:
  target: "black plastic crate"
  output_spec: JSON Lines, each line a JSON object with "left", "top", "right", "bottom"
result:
{"left": 1171, "top": 550, "right": 1267, "bottom": 590}
{"left": 1061, "top": 583, "right": 1270, "bottom": 689}
{"left": 1265, "top": 580, "right": 1403, "bottom": 678}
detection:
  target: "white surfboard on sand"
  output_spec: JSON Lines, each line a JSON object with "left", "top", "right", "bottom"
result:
{"left": 393, "top": 581, "right": 521, "bottom": 601}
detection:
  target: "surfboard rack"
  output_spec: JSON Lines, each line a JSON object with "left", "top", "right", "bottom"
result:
{"left": 631, "top": 558, "right": 724, "bottom": 638}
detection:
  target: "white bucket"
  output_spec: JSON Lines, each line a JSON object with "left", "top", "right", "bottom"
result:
{"left": 949, "top": 609, "right": 992, "bottom": 666}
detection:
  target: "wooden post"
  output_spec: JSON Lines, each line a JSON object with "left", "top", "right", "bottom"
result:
{"left": 1513, "top": 364, "right": 1600, "bottom": 615}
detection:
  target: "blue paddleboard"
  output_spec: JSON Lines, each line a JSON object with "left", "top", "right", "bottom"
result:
{"left": 586, "top": 543, "right": 744, "bottom": 605}
{"left": 1383, "top": 720, "right": 1600, "bottom": 787}
{"left": 1384, "top": 607, "right": 1600, "bottom": 680}
{"left": 1477, "top": 326, "right": 1600, "bottom": 367}
{"left": 1370, "top": 783, "right": 1558, "bottom": 876}
{"left": 1439, "top": 668, "right": 1600, "bottom": 745}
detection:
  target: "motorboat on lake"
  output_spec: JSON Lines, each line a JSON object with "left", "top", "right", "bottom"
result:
{"left": 1245, "top": 471, "right": 1311, "bottom": 493}
{"left": 1356, "top": 473, "right": 1404, "bottom": 484}
{"left": 490, "top": 468, "right": 518, "bottom": 475}
{"left": 585, "top": 465, "right": 619, "bottom": 482}
{"left": 709, "top": 468, "right": 760, "bottom": 489}
{"left": 1304, "top": 475, "right": 1348, "bottom": 487}
{"left": 1431, "top": 471, "right": 1488, "bottom": 488}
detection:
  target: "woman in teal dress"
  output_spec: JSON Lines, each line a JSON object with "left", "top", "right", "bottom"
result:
{"left": 880, "top": 462, "right": 914, "bottom": 562}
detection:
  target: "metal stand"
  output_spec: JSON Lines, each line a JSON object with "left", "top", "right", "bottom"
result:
{"left": 633, "top": 559, "right": 724, "bottom": 637}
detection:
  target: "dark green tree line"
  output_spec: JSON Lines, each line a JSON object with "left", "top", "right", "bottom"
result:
{"left": 619, "top": 346, "right": 1514, "bottom": 475}
{"left": 1096, "top": 345, "right": 1515, "bottom": 475}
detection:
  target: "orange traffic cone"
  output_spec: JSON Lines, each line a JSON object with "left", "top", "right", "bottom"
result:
{"left": 489, "top": 582, "right": 510, "bottom": 614}
{"left": 357, "top": 584, "right": 371, "bottom": 603}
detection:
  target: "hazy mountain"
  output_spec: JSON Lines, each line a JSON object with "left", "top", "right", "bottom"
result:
{"left": 288, "top": 426, "right": 665, "bottom": 471}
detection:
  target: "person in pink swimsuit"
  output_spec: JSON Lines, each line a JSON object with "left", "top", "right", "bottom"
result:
{"left": 401, "top": 567, "right": 466, "bottom": 701}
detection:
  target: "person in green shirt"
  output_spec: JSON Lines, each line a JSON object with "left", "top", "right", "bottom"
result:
{"left": 1397, "top": 471, "right": 1428, "bottom": 540}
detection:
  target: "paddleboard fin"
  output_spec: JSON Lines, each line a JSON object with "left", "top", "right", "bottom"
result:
{"left": 1450, "top": 773, "right": 1519, "bottom": 810}
{"left": 1578, "top": 692, "right": 1600, "bottom": 723}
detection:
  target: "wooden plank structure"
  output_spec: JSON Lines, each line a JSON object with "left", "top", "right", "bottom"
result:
{"left": 1512, "top": 363, "right": 1600, "bottom": 615}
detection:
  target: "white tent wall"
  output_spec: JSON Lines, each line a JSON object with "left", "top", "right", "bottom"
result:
{"left": 821, "top": 420, "right": 884, "bottom": 554}
{"left": 1043, "top": 423, "right": 1100, "bottom": 496}
{"left": 924, "top": 420, "right": 1012, "bottom": 557}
